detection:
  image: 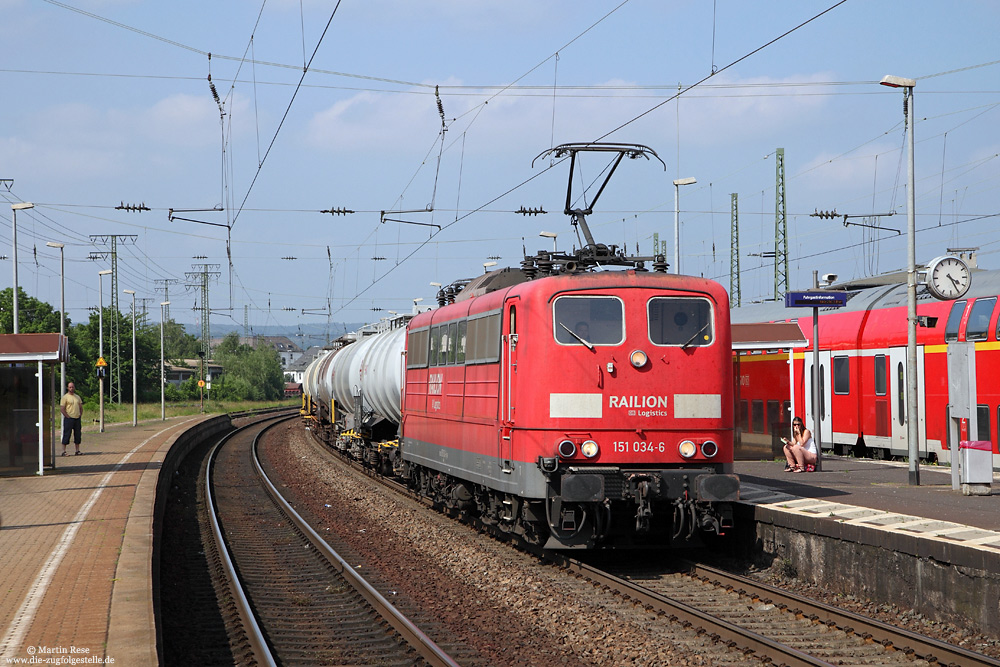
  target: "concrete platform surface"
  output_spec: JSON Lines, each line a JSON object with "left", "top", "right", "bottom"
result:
{"left": 0, "top": 416, "right": 209, "bottom": 666}
{"left": 735, "top": 454, "right": 1000, "bottom": 565}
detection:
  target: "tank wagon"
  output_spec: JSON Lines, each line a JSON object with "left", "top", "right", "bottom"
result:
{"left": 304, "top": 144, "right": 739, "bottom": 548}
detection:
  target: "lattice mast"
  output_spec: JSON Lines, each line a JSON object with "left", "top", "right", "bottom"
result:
{"left": 90, "top": 234, "right": 137, "bottom": 404}
{"left": 730, "top": 193, "right": 740, "bottom": 308}
{"left": 774, "top": 147, "right": 788, "bottom": 301}
{"left": 186, "top": 264, "right": 221, "bottom": 360}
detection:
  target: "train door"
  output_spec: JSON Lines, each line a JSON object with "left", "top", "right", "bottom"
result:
{"left": 803, "top": 351, "right": 832, "bottom": 446}
{"left": 888, "top": 346, "right": 928, "bottom": 458}
{"left": 499, "top": 299, "right": 519, "bottom": 473}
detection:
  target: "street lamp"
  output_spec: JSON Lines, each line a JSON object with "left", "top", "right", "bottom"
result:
{"left": 672, "top": 178, "right": 696, "bottom": 275}
{"left": 10, "top": 202, "right": 34, "bottom": 333}
{"left": 881, "top": 73, "right": 919, "bottom": 485}
{"left": 412, "top": 297, "right": 423, "bottom": 314}
{"left": 124, "top": 289, "right": 137, "bottom": 427}
{"left": 160, "top": 301, "right": 170, "bottom": 421}
{"left": 46, "top": 241, "right": 66, "bottom": 396}
{"left": 98, "top": 269, "right": 112, "bottom": 432}
{"left": 539, "top": 231, "right": 558, "bottom": 252}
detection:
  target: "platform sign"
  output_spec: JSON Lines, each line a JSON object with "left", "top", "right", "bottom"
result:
{"left": 784, "top": 291, "right": 847, "bottom": 309}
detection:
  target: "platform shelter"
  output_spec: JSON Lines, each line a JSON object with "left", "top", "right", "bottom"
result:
{"left": 0, "top": 333, "right": 69, "bottom": 476}
{"left": 731, "top": 322, "right": 808, "bottom": 460}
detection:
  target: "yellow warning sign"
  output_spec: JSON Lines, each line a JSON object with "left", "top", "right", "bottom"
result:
{"left": 198, "top": 380, "right": 206, "bottom": 388}
{"left": 96, "top": 357, "right": 108, "bottom": 367}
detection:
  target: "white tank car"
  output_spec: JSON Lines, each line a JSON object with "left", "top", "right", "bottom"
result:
{"left": 325, "top": 325, "right": 406, "bottom": 425}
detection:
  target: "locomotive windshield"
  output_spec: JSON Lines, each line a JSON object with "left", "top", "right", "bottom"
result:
{"left": 648, "top": 297, "right": 714, "bottom": 347}
{"left": 553, "top": 296, "right": 624, "bottom": 345}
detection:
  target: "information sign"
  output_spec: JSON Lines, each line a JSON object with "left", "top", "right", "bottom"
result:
{"left": 784, "top": 291, "right": 847, "bottom": 308}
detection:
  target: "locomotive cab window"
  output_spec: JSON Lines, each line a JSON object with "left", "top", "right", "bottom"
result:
{"left": 648, "top": 297, "right": 714, "bottom": 346}
{"left": 944, "top": 300, "right": 967, "bottom": 342}
{"left": 966, "top": 297, "right": 996, "bottom": 341}
{"left": 553, "top": 296, "right": 624, "bottom": 345}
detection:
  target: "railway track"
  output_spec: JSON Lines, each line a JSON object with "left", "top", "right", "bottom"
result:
{"left": 206, "top": 416, "right": 461, "bottom": 666}
{"left": 554, "top": 554, "right": 1000, "bottom": 667}
{"left": 301, "top": 424, "right": 1000, "bottom": 666}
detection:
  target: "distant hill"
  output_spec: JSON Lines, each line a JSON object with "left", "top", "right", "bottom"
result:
{"left": 173, "top": 321, "right": 367, "bottom": 348}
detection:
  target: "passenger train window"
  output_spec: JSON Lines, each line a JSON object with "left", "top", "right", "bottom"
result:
{"left": 977, "top": 405, "right": 991, "bottom": 444}
{"left": 897, "top": 362, "right": 905, "bottom": 425}
{"left": 833, "top": 356, "right": 850, "bottom": 394}
{"left": 553, "top": 296, "right": 624, "bottom": 345}
{"left": 874, "top": 355, "right": 886, "bottom": 396}
{"left": 751, "top": 400, "right": 764, "bottom": 434}
{"left": 647, "top": 297, "right": 714, "bottom": 346}
{"left": 944, "top": 300, "right": 967, "bottom": 342}
{"left": 738, "top": 401, "right": 749, "bottom": 432}
{"left": 966, "top": 297, "right": 996, "bottom": 341}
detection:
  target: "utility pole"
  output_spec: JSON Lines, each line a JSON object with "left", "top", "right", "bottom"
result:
{"left": 774, "top": 148, "right": 788, "bottom": 302}
{"left": 155, "top": 278, "right": 182, "bottom": 321}
{"left": 186, "top": 264, "right": 221, "bottom": 360}
{"left": 90, "top": 234, "right": 137, "bottom": 404}
{"left": 730, "top": 193, "right": 741, "bottom": 308}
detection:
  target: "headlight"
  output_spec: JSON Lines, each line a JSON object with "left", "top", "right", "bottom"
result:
{"left": 581, "top": 440, "right": 599, "bottom": 458}
{"left": 678, "top": 440, "right": 697, "bottom": 458}
{"left": 557, "top": 440, "right": 577, "bottom": 458}
{"left": 629, "top": 349, "right": 648, "bottom": 368}
{"left": 700, "top": 440, "right": 718, "bottom": 458}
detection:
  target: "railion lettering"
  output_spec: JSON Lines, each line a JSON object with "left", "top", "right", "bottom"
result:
{"left": 608, "top": 395, "right": 669, "bottom": 409}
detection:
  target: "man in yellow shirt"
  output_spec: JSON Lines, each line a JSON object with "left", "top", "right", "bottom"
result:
{"left": 60, "top": 382, "right": 84, "bottom": 456}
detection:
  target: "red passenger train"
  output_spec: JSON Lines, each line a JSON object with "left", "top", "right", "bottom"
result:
{"left": 303, "top": 144, "right": 740, "bottom": 548}
{"left": 731, "top": 256, "right": 1000, "bottom": 470}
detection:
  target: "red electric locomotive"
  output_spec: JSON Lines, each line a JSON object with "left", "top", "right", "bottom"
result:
{"left": 305, "top": 144, "right": 739, "bottom": 548}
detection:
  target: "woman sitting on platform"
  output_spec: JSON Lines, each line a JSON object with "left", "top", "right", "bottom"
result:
{"left": 782, "top": 416, "right": 817, "bottom": 472}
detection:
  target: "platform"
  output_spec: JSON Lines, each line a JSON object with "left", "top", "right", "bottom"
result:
{"left": 735, "top": 454, "right": 1000, "bottom": 535}
{"left": 734, "top": 454, "right": 1000, "bottom": 634}
{"left": 0, "top": 415, "right": 214, "bottom": 665}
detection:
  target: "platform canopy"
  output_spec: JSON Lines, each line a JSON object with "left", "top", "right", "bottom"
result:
{"left": 0, "top": 333, "right": 69, "bottom": 363}
{"left": 731, "top": 322, "right": 807, "bottom": 351}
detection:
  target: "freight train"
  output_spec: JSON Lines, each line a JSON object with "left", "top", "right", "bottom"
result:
{"left": 302, "top": 143, "right": 740, "bottom": 549}
{"left": 731, "top": 255, "right": 1000, "bottom": 469}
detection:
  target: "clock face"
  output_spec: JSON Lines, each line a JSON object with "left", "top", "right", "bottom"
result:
{"left": 927, "top": 256, "right": 971, "bottom": 300}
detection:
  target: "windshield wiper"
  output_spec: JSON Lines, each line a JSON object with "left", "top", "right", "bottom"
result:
{"left": 681, "top": 322, "right": 712, "bottom": 349}
{"left": 559, "top": 322, "right": 594, "bottom": 351}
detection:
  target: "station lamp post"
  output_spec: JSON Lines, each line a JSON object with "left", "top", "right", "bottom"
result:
{"left": 123, "top": 289, "right": 137, "bottom": 427}
{"left": 46, "top": 241, "right": 66, "bottom": 396}
{"left": 98, "top": 269, "right": 112, "bottom": 432}
{"left": 881, "top": 73, "right": 920, "bottom": 485}
{"left": 10, "top": 202, "right": 34, "bottom": 333}
{"left": 539, "top": 231, "right": 558, "bottom": 252}
{"left": 160, "top": 301, "right": 170, "bottom": 421}
{"left": 672, "top": 178, "right": 696, "bottom": 274}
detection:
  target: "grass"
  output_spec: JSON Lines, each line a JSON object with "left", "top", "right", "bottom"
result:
{"left": 82, "top": 398, "right": 300, "bottom": 427}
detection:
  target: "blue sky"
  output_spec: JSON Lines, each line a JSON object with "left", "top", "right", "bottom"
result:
{"left": 2, "top": 0, "right": 998, "bottom": 338}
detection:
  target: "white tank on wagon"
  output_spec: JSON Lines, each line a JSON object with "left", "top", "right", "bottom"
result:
{"left": 325, "top": 325, "right": 406, "bottom": 425}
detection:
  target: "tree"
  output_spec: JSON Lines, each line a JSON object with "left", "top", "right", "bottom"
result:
{"left": 0, "top": 287, "right": 64, "bottom": 334}
{"left": 161, "top": 319, "right": 201, "bottom": 361}
{"left": 211, "top": 332, "right": 285, "bottom": 401}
